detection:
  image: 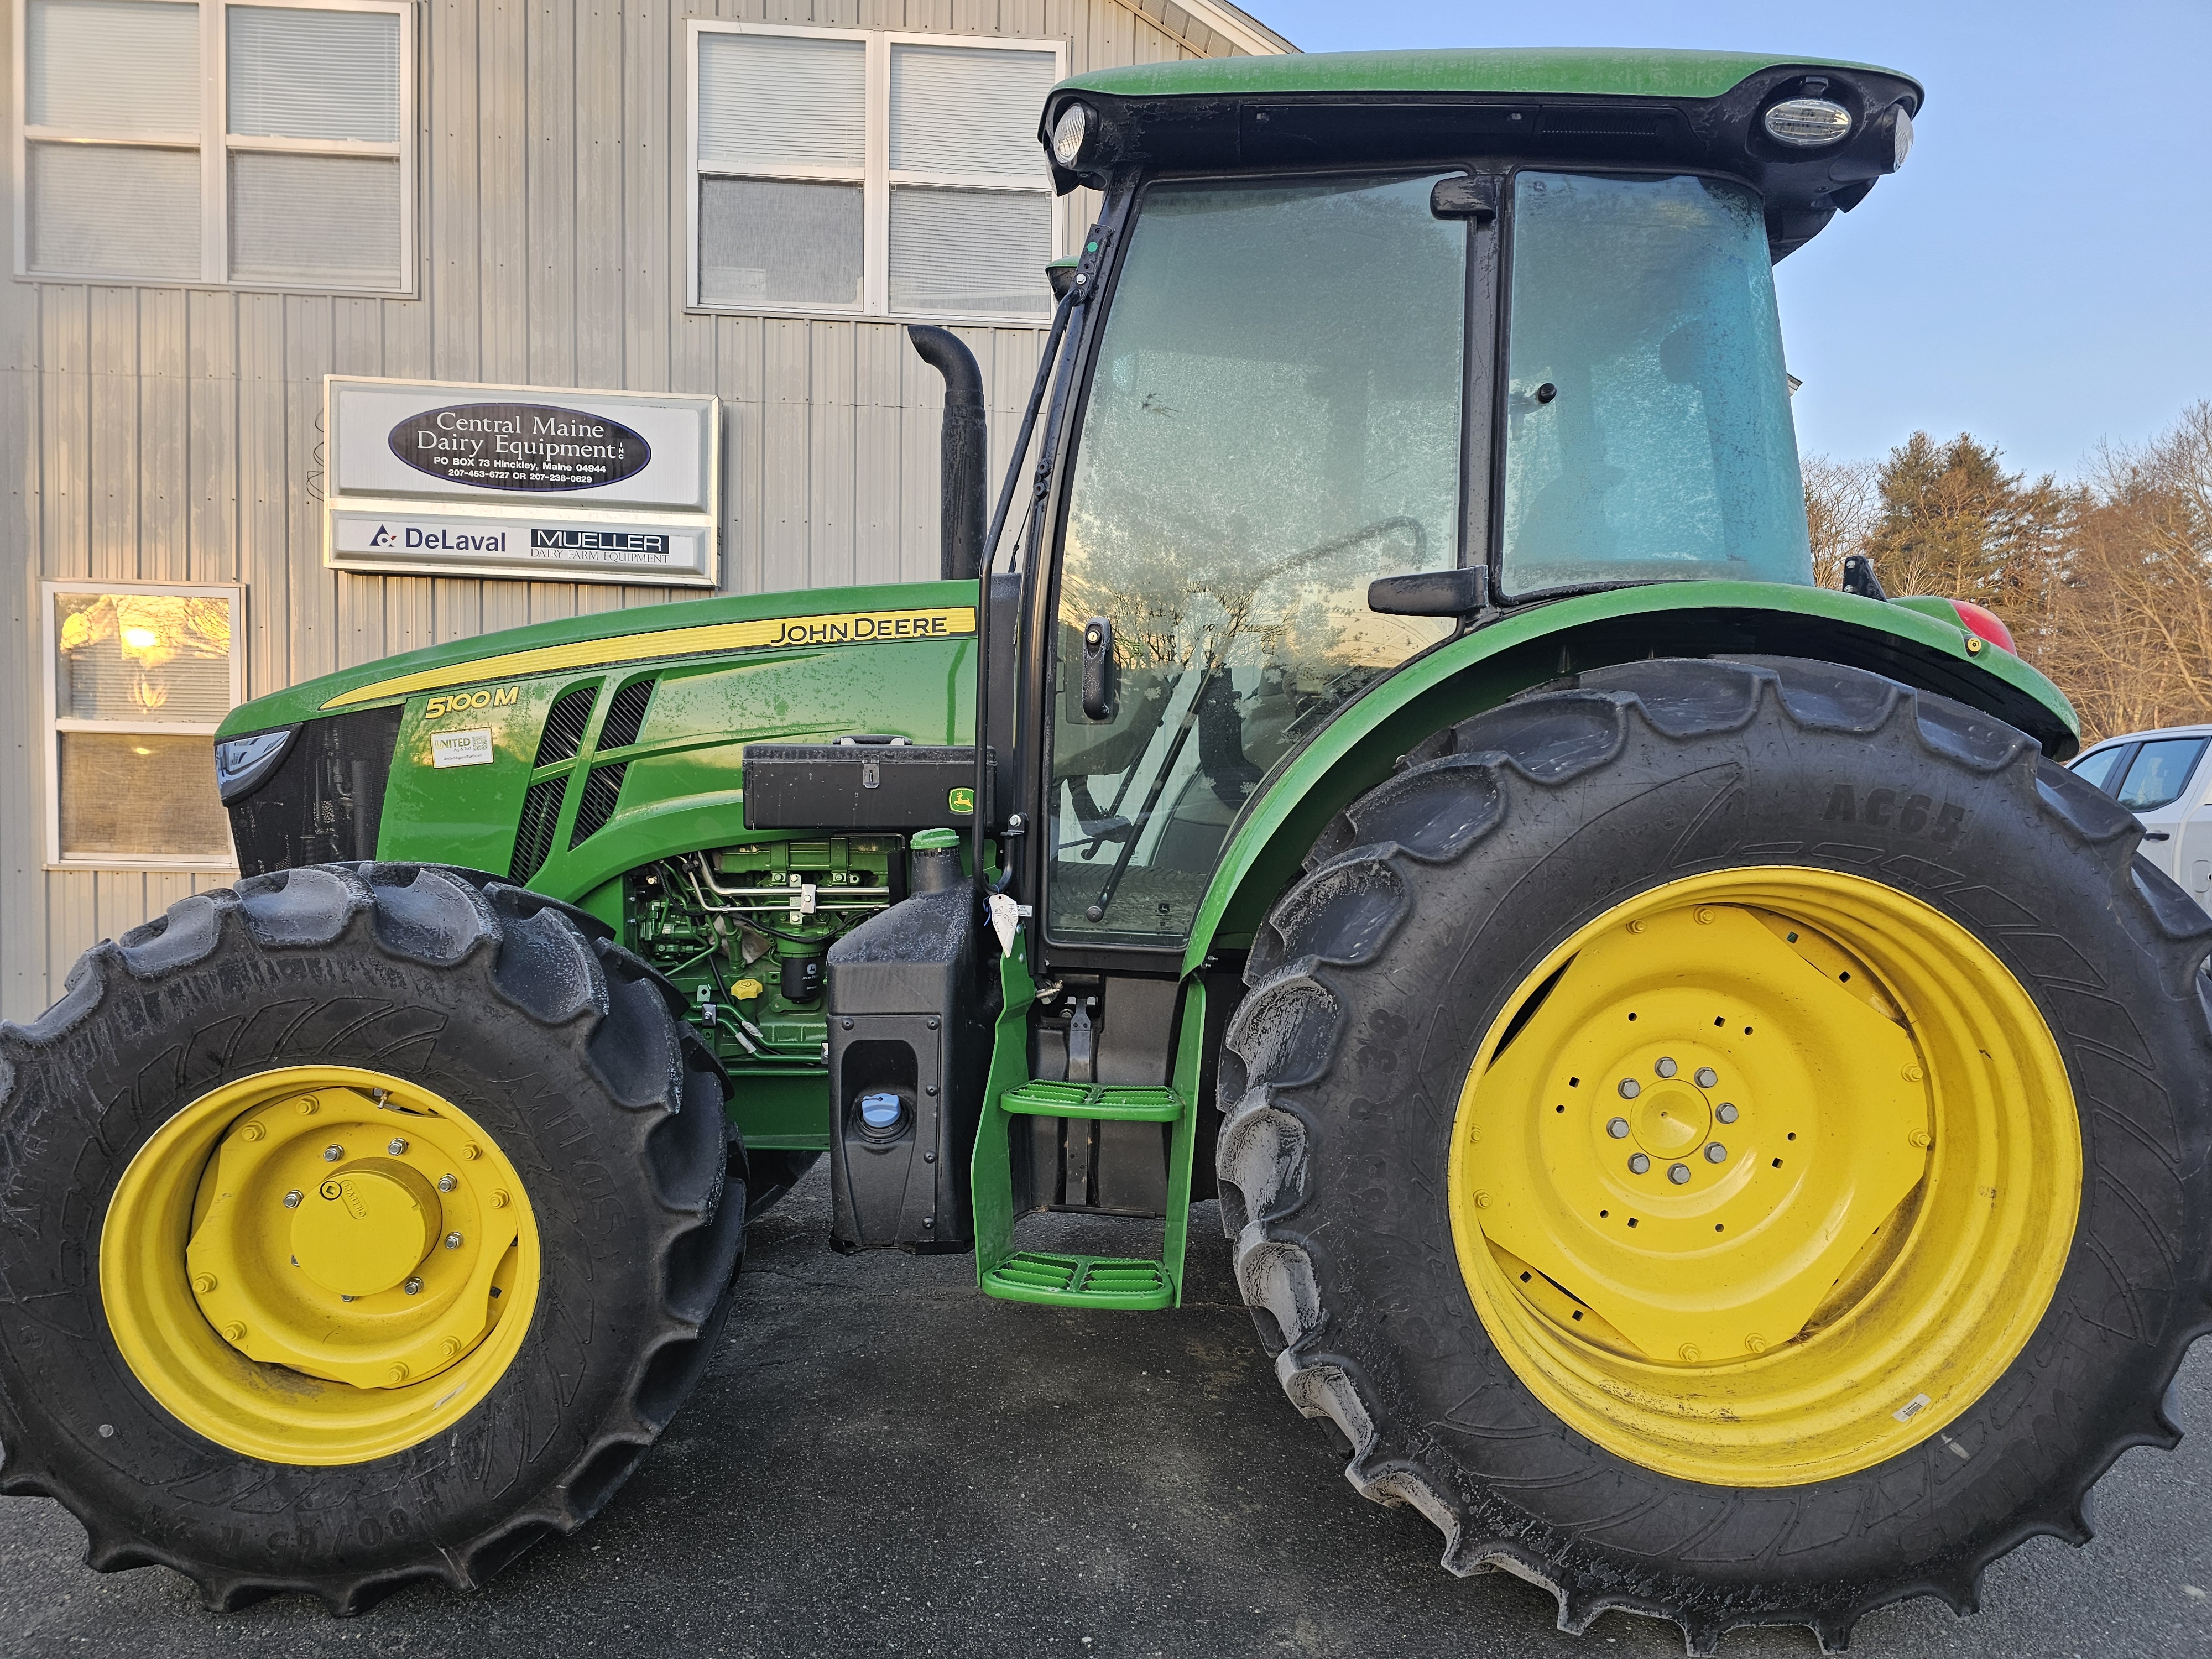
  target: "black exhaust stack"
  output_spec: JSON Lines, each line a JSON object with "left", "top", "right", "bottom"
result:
{"left": 907, "top": 326, "right": 987, "bottom": 581}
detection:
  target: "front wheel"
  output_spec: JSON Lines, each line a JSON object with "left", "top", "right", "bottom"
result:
{"left": 0, "top": 864, "right": 745, "bottom": 1610}
{"left": 1219, "top": 657, "right": 2212, "bottom": 1653}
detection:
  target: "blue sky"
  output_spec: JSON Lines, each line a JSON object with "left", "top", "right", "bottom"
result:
{"left": 1246, "top": 0, "right": 2212, "bottom": 481}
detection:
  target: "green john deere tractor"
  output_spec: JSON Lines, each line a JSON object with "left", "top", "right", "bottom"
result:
{"left": 4, "top": 46, "right": 2208, "bottom": 1656}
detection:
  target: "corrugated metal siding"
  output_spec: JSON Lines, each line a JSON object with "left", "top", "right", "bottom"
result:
{"left": 0, "top": 0, "right": 1241, "bottom": 1020}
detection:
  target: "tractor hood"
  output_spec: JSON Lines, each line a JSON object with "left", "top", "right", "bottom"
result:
{"left": 1042, "top": 48, "right": 1924, "bottom": 259}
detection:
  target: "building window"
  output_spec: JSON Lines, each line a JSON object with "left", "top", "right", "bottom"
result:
{"left": 688, "top": 23, "right": 1063, "bottom": 321}
{"left": 43, "top": 583, "right": 243, "bottom": 869}
{"left": 17, "top": 0, "right": 414, "bottom": 292}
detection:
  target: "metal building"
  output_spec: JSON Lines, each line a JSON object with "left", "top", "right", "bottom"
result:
{"left": 0, "top": 0, "right": 1292, "bottom": 1020}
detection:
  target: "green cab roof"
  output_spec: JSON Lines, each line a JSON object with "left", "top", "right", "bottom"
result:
{"left": 1060, "top": 46, "right": 1918, "bottom": 106}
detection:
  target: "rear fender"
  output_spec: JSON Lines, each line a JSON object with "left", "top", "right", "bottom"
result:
{"left": 1181, "top": 581, "right": 2078, "bottom": 973}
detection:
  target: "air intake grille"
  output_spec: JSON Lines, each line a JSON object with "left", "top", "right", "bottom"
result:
{"left": 510, "top": 778, "right": 566, "bottom": 881}
{"left": 599, "top": 679, "right": 656, "bottom": 751}
{"left": 570, "top": 763, "right": 628, "bottom": 848}
{"left": 534, "top": 685, "right": 598, "bottom": 767}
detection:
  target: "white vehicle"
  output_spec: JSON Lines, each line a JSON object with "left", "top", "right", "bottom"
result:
{"left": 2071, "top": 724, "right": 2212, "bottom": 901}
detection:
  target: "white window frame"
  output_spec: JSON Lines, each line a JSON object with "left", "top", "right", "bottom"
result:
{"left": 41, "top": 580, "right": 247, "bottom": 872}
{"left": 11, "top": 0, "right": 418, "bottom": 294}
{"left": 685, "top": 21, "right": 1066, "bottom": 323}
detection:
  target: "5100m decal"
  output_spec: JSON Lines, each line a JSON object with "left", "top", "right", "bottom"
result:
{"left": 425, "top": 686, "right": 521, "bottom": 719}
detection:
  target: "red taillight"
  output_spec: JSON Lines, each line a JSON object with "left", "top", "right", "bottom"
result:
{"left": 1950, "top": 599, "right": 2015, "bottom": 654}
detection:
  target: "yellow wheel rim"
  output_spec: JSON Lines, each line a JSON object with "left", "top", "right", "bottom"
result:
{"left": 1448, "top": 868, "right": 2080, "bottom": 1487}
{"left": 101, "top": 1066, "right": 540, "bottom": 1466}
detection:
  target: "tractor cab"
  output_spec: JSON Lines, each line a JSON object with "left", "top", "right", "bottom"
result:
{"left": 1013, "top": 51, "right": 1922, "bottom": 947}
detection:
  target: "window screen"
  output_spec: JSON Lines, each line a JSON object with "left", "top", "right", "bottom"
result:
{"left": 48, "top": 587, "right": 239, "bottom": 864}
{"left": 692, "top": 28, "right": 1058, "bottom": 319}
{"left": 24, "top": 0, "right": 201, "bottom": 277}
{"left": 18, "top": 0, "right": 409, "bottom": 289}
{"left": 225, "top": 6, "right": 405, "bottom": 285}
{"left": 888, "top": 44, "right": 1054, "bottom": 319}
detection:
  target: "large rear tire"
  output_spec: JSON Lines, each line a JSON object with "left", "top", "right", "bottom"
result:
{"left": 1219, "top": 657, "right": 2212, "bottom": 1653}
{"left": 0, "top": 863, "right": 745, "bottom": 1611}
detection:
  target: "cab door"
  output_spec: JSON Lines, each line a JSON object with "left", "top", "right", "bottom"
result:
{"left": 1041, "top": 170, "right": 1477, "bottom": 950}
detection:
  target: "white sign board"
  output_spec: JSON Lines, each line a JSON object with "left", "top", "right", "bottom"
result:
{"left": 324, "top": 376, "right": 719, "bottom": 586}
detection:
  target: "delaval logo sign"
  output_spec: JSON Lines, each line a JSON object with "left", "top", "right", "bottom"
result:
{"left": 325, "top": 377, "right": 719, "bottom": 587}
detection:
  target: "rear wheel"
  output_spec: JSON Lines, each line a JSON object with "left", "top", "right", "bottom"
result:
{"left": 1219, "top": 657, "right": 2212, "bottom": 1652}
{"left": 0, "top": 864, "right": 745, "bottom": 1610}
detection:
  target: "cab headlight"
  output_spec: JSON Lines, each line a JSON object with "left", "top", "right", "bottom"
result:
{"left": 1051, "top": 101, "right": 1097, "bottom": 169}
{"left": 1764, "top": 97, "right": 1855, "bottom": 147}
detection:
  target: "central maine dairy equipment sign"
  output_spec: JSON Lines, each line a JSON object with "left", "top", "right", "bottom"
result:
{"left": 325, "top": 377, "right": 721, "bottom": 586}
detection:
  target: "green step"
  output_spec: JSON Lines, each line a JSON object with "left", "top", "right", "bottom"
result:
{"left": 982, "top": 1251, "right": 1174, "bottom": 1310}
{"left": 998, "top": 1080, "right": 1185, "bottom": 1121}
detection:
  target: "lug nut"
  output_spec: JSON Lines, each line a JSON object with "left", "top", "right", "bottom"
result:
{"left": 1618, "top": 1078, "right": 1641, "bottom": 1099}
{"left": 222, "top": 1322, "right": 247, "bottom": 1343}
{"left": 1694, "top": 1067, "right": 1718, "bottom": 1088}
{"left": 283, "top": 1189, "right": 304, "bottom": 1209}
{"left": 1655, "top": 1057, "right": 1677, "bottom": 1078}
{"left": 1627, "top": 1153, "right": 1651, "bottom": 1175}
{"left": 1716, "top": 1102, "right": 1739, "bottom": 1124}
{"left": 297, "top": 1097, "right": 319, "bottom": 1115}
{"left": 445, "top": 1232, "right": 463, "bottom": 1250}
{"left": 239, "top": 1123, "right": 266, "bottom": 1143}
{"left": 1910, "top": 1128, "right": 1933, "bottom": 1149}
{"left": 387, "top": 1137, "right": 409, "bottom": 1156}
{"left": 489, "top": 1190, "right": 509, "bottom": 1209}
{"left": 1704, "top": 1143, "right": 1728, "bottom": 1164}
{"left": 1606, "top": 1117, "right": 1631, "bottom": 1139}
{"left": 438, "top": 1173, "right": 458, "bottom": 1193}
{"left": 1668, "top": 1163, "right": 1692, "bottom": 1184}
{"left": 191, "top": 1273, "right": 217, "bottom": 1295}
{"left": 323, "top": 1144, "right": 345, "bottom": 1162}
{"left": 388, "top": 1363, "right": 410, "bottom": 1383}
{"left": 441, "top": 1337, "right": 463, "bottom": 1358}
{"left": 403, "top": 1277, "right": 424, "bottom": 1296}
{"left": 1472, "top": 1191, "right": 1492, "bottom": 1211}
{"left": 461, "top": 1142, "right": 482, "bottom": 1161}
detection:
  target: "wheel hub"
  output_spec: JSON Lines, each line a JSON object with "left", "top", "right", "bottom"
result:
{"left": 103, "top": 1064, "right": 540, "bottom": 1464}
{"left": 1448, "top": 868, "right": 2081, "bottom": 1486}
{"left": 182, "top": 1085, "right": 521, "bottom": 1389}
{"left": 291, "top": 1163, "right": 439, "bottom": 1298}
{"left": 1472, "top": 901, "right": 1929, "bottom": 1364}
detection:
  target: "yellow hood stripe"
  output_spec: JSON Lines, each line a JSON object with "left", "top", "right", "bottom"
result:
{"left": 319, "top": 606, "right": 978, "bottom": 711}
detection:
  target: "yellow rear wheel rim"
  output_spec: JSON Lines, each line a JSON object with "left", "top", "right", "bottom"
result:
{"left": 101, "top": 1066, "right": 540, "bottom": 1467}
{"left": 1448, "top": 867, "right": 2080, "bottom": 1487}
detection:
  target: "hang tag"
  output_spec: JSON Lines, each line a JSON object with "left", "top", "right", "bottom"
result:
{"left": 988, "top": 891, "right": 1021, "bottom": 956}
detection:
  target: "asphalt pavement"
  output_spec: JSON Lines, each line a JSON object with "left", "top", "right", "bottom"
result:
{"left": 6, "top": 1168, "right": 2211, "bottom": 1658}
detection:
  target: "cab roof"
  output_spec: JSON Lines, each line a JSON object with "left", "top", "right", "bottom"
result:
{"left": 1060, "top": 46, "right": 1920, "bottom": 105}
{"left": 1045, "top": 47, "right": 1925, "bottom": 260}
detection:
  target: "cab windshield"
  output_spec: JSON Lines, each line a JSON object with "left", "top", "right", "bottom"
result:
{"left": 1500, "top": 171, "right": 1811, "bottom": 594}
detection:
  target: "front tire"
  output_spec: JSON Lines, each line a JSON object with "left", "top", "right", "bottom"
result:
{"left": 1219, "top": 657, "right": 2212, "bottom": 1652}
{"left": 0, "top": 864, "right": 745, "bottom": 1611}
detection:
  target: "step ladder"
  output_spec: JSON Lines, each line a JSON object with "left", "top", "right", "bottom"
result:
{"left": 972, "top": 938, "right": 1204, "bottom": 1311}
